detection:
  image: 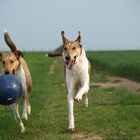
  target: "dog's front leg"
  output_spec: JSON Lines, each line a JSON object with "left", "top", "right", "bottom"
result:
{"left": 75, "top": 72, "right": 89, "bottom": 101}
{"left": 66, "top": 81, "right": 75, "bottom": 132}
{"left": 67, "top": 91, "right": 75, "bottom": 132}
{"left": 11, "top": 103, "right": 26, "bottom": 133}
{"left": 75, "top": 82, "right": 89, "bottom": 102}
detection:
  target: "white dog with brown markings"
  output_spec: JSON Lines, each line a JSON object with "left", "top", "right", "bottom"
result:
{"left": 61, "top": 31, "right": 91, "bottom": 132}
{"left": 0, "top": 30, "right": 32, "bottom": 133}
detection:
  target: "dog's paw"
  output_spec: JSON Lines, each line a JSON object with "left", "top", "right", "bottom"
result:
{"left": 84, "top": 99, "right": 88, "bottom": 107}
{"left": 21, "top": 114, "right": 28, "bottom": 120}
{"left": 21, "top": 127, "right": 26, "bottom": 133}
{"left": 27, "top": 106, "right": 31, "bottom": 115}
{"left": 68, "top": 128, "right": 75, "bottom": 133}
{"left": 75, "top": 94, "right": 82, "bottom": 102}
{"left": 85, "top": 103, "right": 88, "bottom": 107}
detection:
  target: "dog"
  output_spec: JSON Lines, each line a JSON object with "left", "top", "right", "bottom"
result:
{"left": 0, "top": 30, "right": 32, "bottom": 133}
{"left": 61, "top": 31, "right": 91, "bottom": 132}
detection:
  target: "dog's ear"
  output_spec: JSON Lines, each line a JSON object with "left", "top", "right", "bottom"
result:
{"left": 0, "top": 53, "right": 2, "bottom": 61}
{"left": 14, "top": 50, "right": 23, "bottom": 60}
{"left": 61, "top": 31, "right": 69, "bottom": 45}
{"left": 75, "top": 31, "right": 82, "bottom": 47}
{"left": 75, "top": 31, "right": 81, "bottom": 43}
{"left": 4, "top": 29, "right": 17, "bottom": 52}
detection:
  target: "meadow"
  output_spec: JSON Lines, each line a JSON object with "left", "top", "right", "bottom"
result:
{"left": 87, "top": 51, "right": 140, "bottom": 82}
{"left": 0, "top": 51, "right": 140, "bottom": 140}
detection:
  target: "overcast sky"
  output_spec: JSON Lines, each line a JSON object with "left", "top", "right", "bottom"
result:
{"left": 0, "top": 0, "right": 140, "bottom": 51}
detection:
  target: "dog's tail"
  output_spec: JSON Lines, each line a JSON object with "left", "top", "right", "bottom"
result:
{"left": 47, "top": 51, "right": 62, "bottom": 57}
{"left": 4, "top": 29, "right": 17, "bottom": 52}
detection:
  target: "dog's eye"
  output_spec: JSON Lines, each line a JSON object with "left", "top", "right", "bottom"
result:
{"left": 10, "top": 60, "right": 14, "bottom": 63}
{"left": 72, "top": 47, "right": 76, "bottom": 50}
{"left": 64, "top": 47, "right": 67, "bottom": 51}
{"left": 2, "top": 61, "right": 5, "bottom": 65}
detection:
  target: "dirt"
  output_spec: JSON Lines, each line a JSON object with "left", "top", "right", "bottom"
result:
{"left": 91, "top": 76, "right": 140, "bottom": 92}
{"left": 48, "top": 60, "right": 57, "bottom": 75}
{"left": 71, "top": 133, "right": 102, "bottom": 140}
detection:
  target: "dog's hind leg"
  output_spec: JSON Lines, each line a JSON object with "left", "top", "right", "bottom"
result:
{"left": 83, "top": 93, "right": 88, "bottom": 107}
{"left": 11, "top": 103, "right": 26, "bottom": 133}
{"left": 75, "top": 83, "right": 89, "bottom": 102}
{"left": 27, "top": 94, "right": 31, "bottom": 115}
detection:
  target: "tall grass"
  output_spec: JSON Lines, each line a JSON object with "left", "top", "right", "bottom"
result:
{"left": 87, "top": 51, "right": 140, "bottom": 81}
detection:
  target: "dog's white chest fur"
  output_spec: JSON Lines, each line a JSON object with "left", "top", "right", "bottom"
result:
{"left": 66, "top": 56, "right": 89, "bottom": 82}
{"left": 15, "top": 65, "right": 26, "bottom": 93}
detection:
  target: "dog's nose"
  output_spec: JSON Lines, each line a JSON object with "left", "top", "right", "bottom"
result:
{"left": 65, "top": 56, "right": 70, "bottom": 61}
{"left": 4, "top": 70, "right": 10, "bottom": 75}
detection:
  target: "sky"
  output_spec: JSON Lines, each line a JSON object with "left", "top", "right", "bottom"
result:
{"left": 0, "top": 0, "right": 140, "bottom": 51}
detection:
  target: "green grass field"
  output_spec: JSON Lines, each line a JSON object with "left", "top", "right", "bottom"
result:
{"left": 0, "top": 52, "right": 140, "bottom": 140}
{"left": 87, "top": 51, "right": 140, "bottom": 82}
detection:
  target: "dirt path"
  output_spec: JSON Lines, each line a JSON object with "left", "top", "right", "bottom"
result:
{"left": 91, "top": 76, "right": 140, "bottom": 92}
{"left": 48, "top": 60, "right": 57, "bottom": 75}
{"left": 71, "top": 133, "right": 102, "bottom": 140}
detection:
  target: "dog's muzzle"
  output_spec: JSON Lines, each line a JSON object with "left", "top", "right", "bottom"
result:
{"left": 65, "top": 56, "right": 76, "bottom": 69}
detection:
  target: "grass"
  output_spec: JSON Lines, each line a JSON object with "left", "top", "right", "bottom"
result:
{"left": 0, "top": 52, "right": 140, "bottom": 140}
{"left": 87, "top": 50, "right": 140, "bottom": 82}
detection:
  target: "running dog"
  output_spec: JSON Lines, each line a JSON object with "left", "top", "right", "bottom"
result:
{"left": 0, "top": 30, "right": 32, "bottom": 133}
{"left": 61, "top": 31, "right": 91, "bottom": 132}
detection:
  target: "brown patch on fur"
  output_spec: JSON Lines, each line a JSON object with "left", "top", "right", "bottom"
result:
{"left": 61, "top": 31, "right": 82, "bottom": 60}
{"left": 0, "top": 52, "right": 20, "bottom": 74}
{"left": 4, "top": 31, "right": 17, "bottom": 52}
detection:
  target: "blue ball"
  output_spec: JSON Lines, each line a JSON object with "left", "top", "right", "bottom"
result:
{"left": 0, "top": 74, "right": 22, "bottom": 105}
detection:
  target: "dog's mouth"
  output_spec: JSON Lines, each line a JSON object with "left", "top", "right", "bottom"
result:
{"left": 65, "top": 56, "right": 76, "bottom": 69}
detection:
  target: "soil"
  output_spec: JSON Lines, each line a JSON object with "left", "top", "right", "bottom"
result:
{"left": 91, "top": 76, "right": 140, "bottom": 92}
{"left": 48, "top": 60, "right": 57, "bottom": 75}
{"left": 71, "top": 133, "right": 102, "bottom": 140}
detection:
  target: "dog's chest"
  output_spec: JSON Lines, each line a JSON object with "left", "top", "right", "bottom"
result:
{"left": 66, "top": 63, "right": 83, "bottom": 80}
{"left": 15, "top": 66, "right": 26, "bottom": 92}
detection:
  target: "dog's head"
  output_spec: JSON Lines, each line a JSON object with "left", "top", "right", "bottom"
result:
{"left": 0, "top": 31, "right": 23, "bottom": 74}
{"left": 61, "top": 31, "right": 82, "bottom": 69}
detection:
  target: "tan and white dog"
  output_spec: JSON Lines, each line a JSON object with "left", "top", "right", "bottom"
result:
{"left": 61, "top": 31, "right": 91, "bottom": 132}
{"left": 0, "top": 30, "right": 32, "bottom": 133}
